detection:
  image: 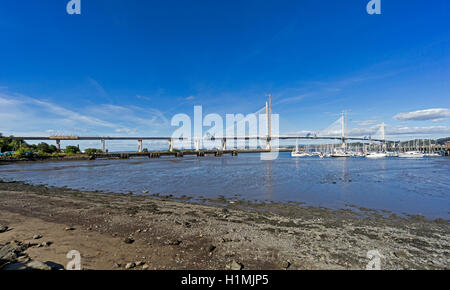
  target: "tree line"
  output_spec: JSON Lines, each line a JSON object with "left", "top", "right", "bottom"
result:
{"left": 0, "top": 133, "right": 102, "bottom": 158}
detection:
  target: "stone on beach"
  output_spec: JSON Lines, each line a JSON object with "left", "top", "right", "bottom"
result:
{"left": 230, "top": 260, "right": 243, "bottom": 270}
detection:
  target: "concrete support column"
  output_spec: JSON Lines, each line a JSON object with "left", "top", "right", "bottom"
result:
{"left": 101, "top": 139, "right": 105, "bottom": 153}
{"left": 266, "top": 137, "right": 272, "bottom": 150}
{"left": 195, "top": 139, "right": 200, "bottom": 151}
{"left": 138, "top": 139, "right": 143, "bottom": 153}
{"left": 56, "top": 140, "right": 61, "bottom": 151}
{"left": 222, "top": 139, "right": 226, "bottom": 151}
{"left": 169, "top": 139, "right": 173, "bottom": 152}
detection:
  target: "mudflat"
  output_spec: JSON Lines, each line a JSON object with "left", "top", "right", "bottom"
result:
{"left": 0, "top": 180, "right": 448, "bottom": 270}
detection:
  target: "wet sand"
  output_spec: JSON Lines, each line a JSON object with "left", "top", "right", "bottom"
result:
{"left": 0, "top": 180, "right": 448, "bottom": 270}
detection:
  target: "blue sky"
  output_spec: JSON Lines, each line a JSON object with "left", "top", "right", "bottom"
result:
{"left": 0, "top": 0, "right": 449, "bottom": 149}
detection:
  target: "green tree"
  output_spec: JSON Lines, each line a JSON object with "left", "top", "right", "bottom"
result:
{"left": 84, "top": 148, "right": 102, "bottom": 155}
{"left": 65, "top": 145, "right": 81, "bottom": 154}
{"left": 36, "top": 142, "right": 57, "bottom": 154}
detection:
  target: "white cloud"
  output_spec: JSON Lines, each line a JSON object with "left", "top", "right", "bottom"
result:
{"left": 387, "top": 126, "right": 450, "bottom": 136}
{"left": 136, "top": 94, "right": 151, "bottom": 101}
{"left": 393, "top": 108, "right": 450, "bottom": 121}
{"left": 115, "top": 128, "right": 137, "bottom": 134}
{"left": 0, "top": 93, "right": 170, "bottom": 137}
{"left": 353, "top": 120, "right": 377, "bottom": 126}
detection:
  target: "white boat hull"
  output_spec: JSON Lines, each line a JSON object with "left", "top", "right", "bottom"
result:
{"left": 366, "top": 153, "right": 387, "bottom": 159}
{"left": 398, "top": 152, "right": 424, "bottom": 158}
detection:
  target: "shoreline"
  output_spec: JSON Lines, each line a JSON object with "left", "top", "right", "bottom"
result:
{"left": 0, "top": 179, "right": 449, "bottom": 270}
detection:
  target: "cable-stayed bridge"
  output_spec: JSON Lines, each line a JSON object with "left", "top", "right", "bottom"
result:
{"left": 12, "top": 97, "right": 392, "bottom": 153}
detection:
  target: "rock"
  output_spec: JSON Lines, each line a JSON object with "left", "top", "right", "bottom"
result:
{"left": 44, "top": 261, "right": 65, "bottom": 270}
{"left": 142, "top": 264, "right": 149, "bottom": 270}
{"left": 2, "top": 262, "right": 29, "bottom": 270}
{"left": 65, "top": 227, "right": 75, "bottom": 231}
{"left": 125, "top": 262, "right": 136, "bottom": 269}
{"left": 123, "top": 237, "right": 135, "bottom": 244}
{"left": 33, "top": 235, "right": 42, "bottom": 240}
{"left": 208, "top": 245, "right": 216, "bottom": 253}
{"left": 0, "top": 226, "right": 8, "bottom": 233}
{"left": 40, "top": 241, "right": 52, "bottom": 247}
{"left": 394, "top": 251, "right": 409, "bottom": 259}
{"left": 113, "top": 263, "right": 121, "bottom": 268}
{"left": 142, "top": 190, "right": 149, "bottom": 194}
{"left": 167, "top": 239, "right": 182, "bottom": 246}
{"left": 0, "top": 244, "right": 18, "bottom": 265}
{"left": 26, "top": 260, "right": 52, "bottom": 270}
{"left": 230, "top": 260, "right": 243, "bottom": 270}
{"left": 135, "top": 261, "right": 144, "bottom": 266}
{"left": 280, "top": 261, "right": 291, "bottom": 269}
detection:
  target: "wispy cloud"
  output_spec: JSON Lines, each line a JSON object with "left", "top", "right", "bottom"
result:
{"left": 353, "top": 120, "right": 377, "bottom": 126}
{"left": 393, "top": 108, "right": 450, "bottom": 121}
{"left": 136, "top": 94, "right": 151, "bottom": 101}
{"left": 387, "top": 125, "right": 450, "bottom": 136}
{"left": 0, "top": 92, "right": 170, "bottom": 136}
{"left": 87, "top": 77, "right": 110, "bottom": 101}
{"left": 115, "top": 128, "right": 137, "bottom": 134}
{"left": 274, "top": 94, "right": 310, "bottom": 105}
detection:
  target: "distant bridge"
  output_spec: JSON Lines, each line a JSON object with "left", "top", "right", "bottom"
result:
{"left": 11, "top": 97, "right": 393, "bottom": 153}
{"left": 11, "top": 135, "right": 390, "bottom": 153}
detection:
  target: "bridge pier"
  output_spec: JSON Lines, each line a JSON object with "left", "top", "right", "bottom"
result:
{"left": 149, "top": 152, "right": 160, "bottom": 158}
{"left": 101, "top": 139, "right": 106, "bottom": 153}
{"left": 266, "top": 137, "right": 272, "bottom": 150}
{"left": 138, "top": 139, "right": 143, "bottom": 153}
{"left": 222, "top": 139, "right": 227, "bottom": 151}
{"left": 56, "top": 140, "right": 61, "bottom": 151}
{"left": 194, "top": 139, "right": 200, "bottom": 151}
{"left": 169, "top": 139, "right": 174, "bottom": 152}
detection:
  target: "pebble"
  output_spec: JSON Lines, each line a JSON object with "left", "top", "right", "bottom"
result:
{"left": 33, "top": 235, "right": 42, "bottom": 240}
{"left": 142, "top": 264, "right": 150, "bottom": 270}
{"left": 113, "top": 263, "right": 121, "bottom": 268}
{"left": 281, "top": 261, "right": 291, "bottom": 269}
{"left": 125, "top": 262, "right": 136, "bottom": 269}
{"left": 123, "top": 237, "right": 135, "bottom": 244}
{"left": 0, "top": 225, "right": 8, "bottom": 233}
{"left": 41, "top": 241, "right": 52, "bottom": 247}
{"left": 230, "top": 260, "right": 243, "bottom": 270}
{"left": 167, "top": 239, "right": 182, "bottom": 246}
{"left": 26, "top": 260, "right": 52, "bottom": 270}
{"left": 65, "top": 227, "right": 75, "bottom": 231}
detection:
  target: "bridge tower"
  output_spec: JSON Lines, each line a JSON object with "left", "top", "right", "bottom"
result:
{"left": 380, "top": 122, "right": 386, "bottom": 151}
{"left": 341, "top": 111, "right": 348, "bottom": 150}
{"left": 265, "top": 94, "right": 272, "bottom": 150}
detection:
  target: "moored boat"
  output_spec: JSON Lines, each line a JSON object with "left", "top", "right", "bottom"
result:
{"left": 398, "top": 151, "right": 424, "bottom": 158}
{"left": 366, "top": 152, "right": 387, "bottom": 159}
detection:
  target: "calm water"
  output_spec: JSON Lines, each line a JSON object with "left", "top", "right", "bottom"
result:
{"left": 1, "top": 153, "right": 449, "bottom": 219}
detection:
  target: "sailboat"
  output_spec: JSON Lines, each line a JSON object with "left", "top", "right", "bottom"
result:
{"left": 291, "top": 140, "right": 309, "bottom": 157}
{"left": 366, "top": 152, "right": 387, "bottom": 158}
{"left": 398, "top": 151, "right": 424, "bottom": 158}
{"left": 331, "top": 147, "right": 351, "bottom": 158}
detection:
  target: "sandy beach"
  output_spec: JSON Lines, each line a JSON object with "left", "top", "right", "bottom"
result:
{"left": 0, "top": 179, "right": 448, "bottom": 270}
